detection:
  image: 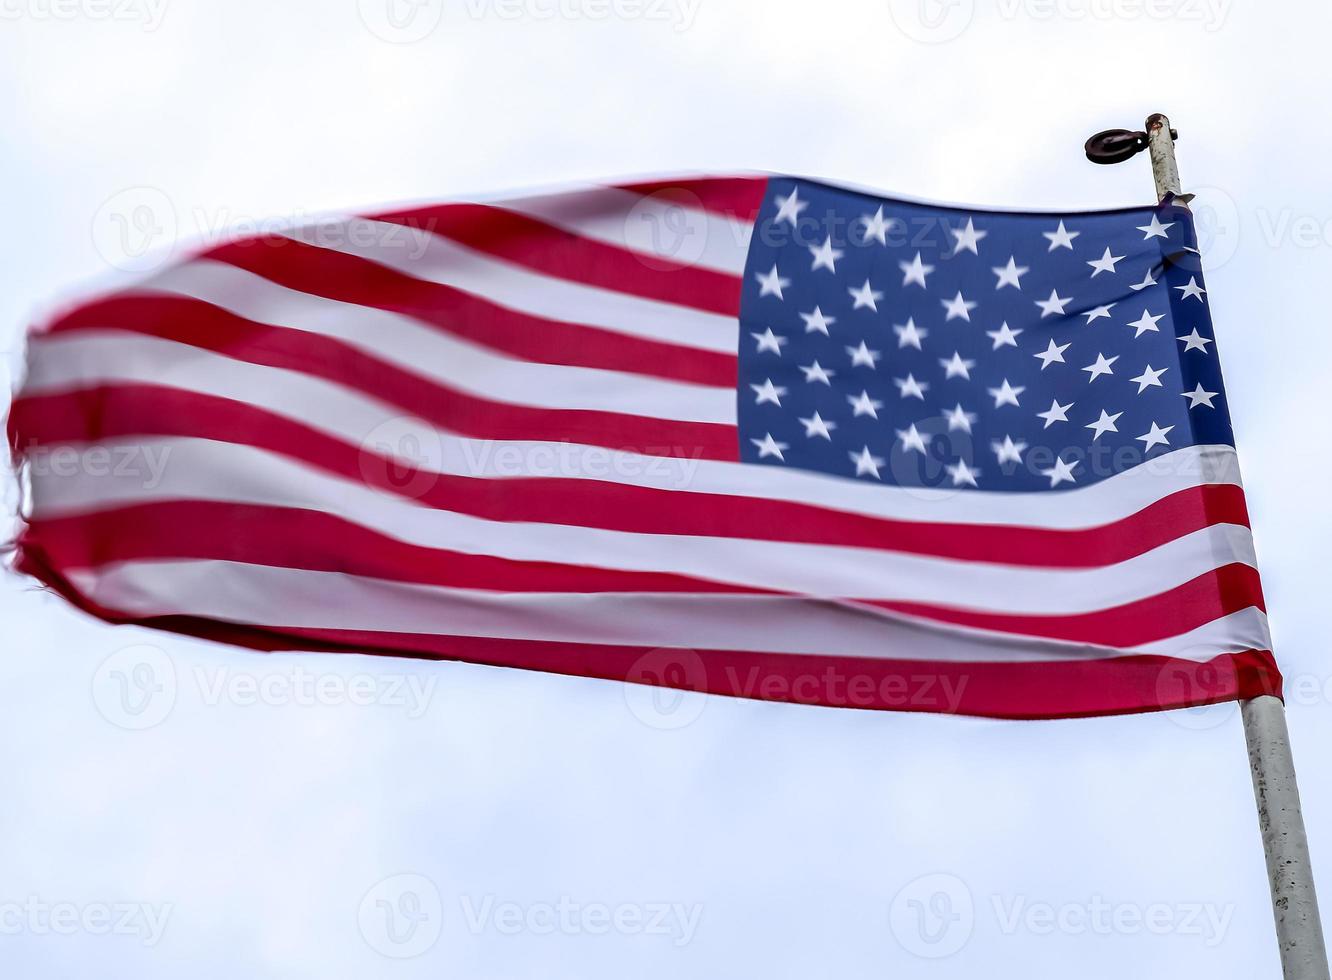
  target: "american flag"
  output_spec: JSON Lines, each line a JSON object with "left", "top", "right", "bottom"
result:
{"left": 6, "top": 175, "right": 1279, "bottom": 718}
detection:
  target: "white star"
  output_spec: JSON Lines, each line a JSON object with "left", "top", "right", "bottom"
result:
{"left": 800, "top": 360, "right": 835, "bottom": 385}
{"left": 987, "top": 321, "right": 1023, "bottom": 349}
{"left": 1129, "top": 267, "right": 1158, "bottom": 292}
{"left": 942, "top": 291, "right": 978, "bottom": 322}
{"left": 992, "top": 435, "right": 1027, "bottom": 465}
{"left": 751, "top": 433, "right": 788, "bottom": 460}
{"left": 1041, "top": 456, "right": 1080, "bottom": 487}
{"left": 849, "top": 279, "right": 884, "bottom": 311}
{"left": 1034, "top": 338, "right": 1071, "bottom": 370}
{"left": 750, "top": 378, "right": 787, "bottom": 406}
{"left": 894, "top": 317, "right": 928, "bottom": 350}
{"left": 799, "top": 411, "right": 836, "bottom": 440}
{"left": 943, "top": 403, "right": 978, "bottom": 433}
{"left": 800, "top": 306, "right": 836, "bottom": 335}
{"left": 809, "top": 235, "right": 844, "bottom": 273}
{"left": 850, "top": 446, "right": 885, "bottom": 479}
{"left": 846, "top": 340, "right": 881, "bottom": 369}
{"left": 756, "top": 264, "right": 789, "bottom": 299}
{"left": 939, "top": 351, "right": 976, "bottom": 380}
{"left": 1087, "top": 247, "right": 1125, "bottom": 277}
{"left": 1037, "top": 398, "right": 1074, "bottom": 428}
{"left": 894, "top": 373, "right": 929, "bottom": 400}
{"left": 750, "top": 327, "right": 786, "bottom": 355}
{"left": 1130, "top": 364, "right": 1169, "bottom": 393}
{"left": 1182, "top": 383, "right": 1219, "bottom": 409}
{"left": 1085, "top": 409, "right": 1123, "bottom": 441}
{"left": 1127, "top": 309, "right": 1165, "bottom": 338}
{"left": 774, "top": 187, "right": 807, "bottom": 227}
{"left": 1082, "top": 352, "right": 1119, "bottom": 381}
{"left": 899, "top": 251, "right": 934, "bottom": 288}
{"left": 1137, "top": 214, "right": 1175, "bottom": 239}
{"left": 1176, "top": 277, "right": 1207, "bottom": 302}
{"left": 946, "top": 459, "right": 980, "bottom": 487}
{"left": 1083, "top": 303, "right": 1116, "bottom": 324}
{"left": 1136, "top": 421, "right": 1175, "bottom": 452}
{"left": 1177, "top": 328, "right": 1214, "bottom": 353}
{"left": 848, "top": 390, "right": 884, "bottom": 418}
{"left": 896, "top": 423, "right": 932, "bottom": 454}
{"left": 987, "top": 378, "right": 1025, "bottom": 408}
{"left": 992, "top": 255, "right": 1029, "bottom": 289}
{"left": 1035, "top": 288, "right": 1072, "bottom": 318}
{"left": 862, "top": 206, "right": 893, "bottom": 246}
{"left": 951, "top": 216, "right": 988, "bottom": 255}
{"left": 1043, "top": 220, "right": 1080, "bottom": 251}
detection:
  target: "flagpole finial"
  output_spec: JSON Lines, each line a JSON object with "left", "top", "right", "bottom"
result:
{"left": 1085, "top": 114, "right": 1191, "bottom": 205}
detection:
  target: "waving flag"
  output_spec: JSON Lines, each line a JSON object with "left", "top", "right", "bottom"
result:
{"left": 6, "top": 176, "right": 1279, "bottom": 718}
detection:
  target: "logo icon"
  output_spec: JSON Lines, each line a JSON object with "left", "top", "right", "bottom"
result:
{"left": 357, "top": 0, "right": 445, "bottom": 43}
{"left": 1155, "top": 656, "right": 1240, "bottom": 731}
{"left": 889, "top": 872, "right": 974, "bottom": 958}
{"left": 623, "top": 189, "right": 710, "bottom": 271}
{"left": 358, "top": 873, "right": 443, "bottom": 958}
{"left": 91, "top": 186, "right": 177, "bottom": 274}
{"left": 92, "top": 644, "right": 177, "bottom": 730}
{"left": 359, "top": 416, "right": 445, "bottom": 500}
{"left": 885, "top": 0, "right": 975, "bottom": 44}
{"left": 1187, "top": 184, "right": 1240, "bottom": 271}
{"left": 624, "top": 648, "right": 709, "bottom": 730}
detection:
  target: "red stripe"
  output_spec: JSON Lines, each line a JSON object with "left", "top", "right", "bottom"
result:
{"left": 28, "top": 315, "right": 739, "bottom": 462}
{"left": 616, "top": 177, "right": 769, "bottom": 223}
{"left": 78, "top": 260, "right": 738, "bottom": 389}
{"left": 20, "top": 502, "right": 768, "bottom": 596}
{"left": 366, "top": 203, "right": 745, "bottom": 317}
{"left": 10, "top": 386, "right": 1250, "bottom": 570}
{"left": 868, "top": 563, "right": 1265, "bottom": 647}
{"left": 8, "top": 543, "right": 1289, "bottom": 720}
{"left": 18, "top": 501, "right": 1264, "bottom": 649}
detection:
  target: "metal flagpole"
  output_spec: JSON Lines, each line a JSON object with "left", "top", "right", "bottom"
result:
{"left": 1087, "top": 113, "right": 1329, "bottom": 980}
{"left": 1245, "top": 695, "right": 1330, "bottom": 978}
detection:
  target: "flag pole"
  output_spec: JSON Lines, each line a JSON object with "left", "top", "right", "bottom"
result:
{"left": 1244, "top": 694, "right": 1329, "bottom": 978}
{"left": 1090, "top": 113, "right": 1329, "bottom": 979}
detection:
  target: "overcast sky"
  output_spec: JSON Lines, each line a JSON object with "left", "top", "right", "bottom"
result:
{"left": 3, "top": 1, "right": 1332, "bottom": 976}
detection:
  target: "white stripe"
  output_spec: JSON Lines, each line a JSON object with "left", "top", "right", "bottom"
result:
{"left": 496, "top": 185, "right": 753, "bottom": 276}
{"left": 139, "top": 260, "right": 737, "bottom": 417}
{"left": 21, "top": 338, "right": 1243, "bottom": 531}
{"left": 454, "top": 439, "right": 1243, "bottom": 528}
{"left": 64, "top": 559, "right": 1269, "bottom": 663}
{"left": 27, "top": 328, "right": 736, "bottom": 427}
{"left": 278, "top": 216, "right": 739, "bottom": 355}
{"left": 28, "top": 439, "right": 1257, "bottom": 616}
{"left": 141, "top": 260, "right": 734, "bottom": 400}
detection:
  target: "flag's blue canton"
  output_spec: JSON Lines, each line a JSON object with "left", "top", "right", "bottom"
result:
{"left": 737, "top": 179, "right": 1234, "bottom": 492}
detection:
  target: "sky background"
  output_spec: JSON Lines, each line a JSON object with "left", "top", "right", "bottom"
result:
{"left": 3, "top": 1, "right": 1332, "bottom": 976}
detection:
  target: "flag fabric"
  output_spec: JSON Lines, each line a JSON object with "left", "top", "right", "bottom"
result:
{"left": 6, "top": 176, "right": 1280, "bottom": 719}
